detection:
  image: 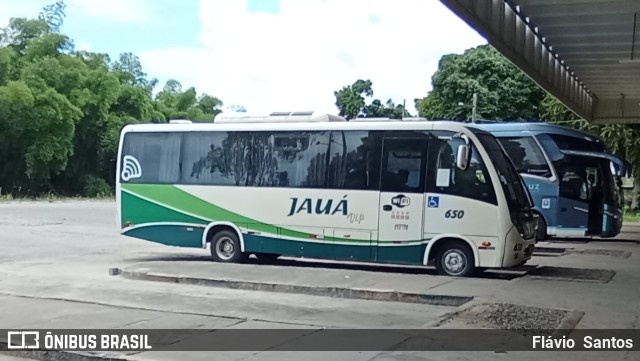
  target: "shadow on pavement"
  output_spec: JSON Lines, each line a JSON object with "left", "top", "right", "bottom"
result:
{"left": 547, "top": 237, "right": 639, "bottom": 245}
{"left": 125, "top": 254, "right": 526, "bottom": 281}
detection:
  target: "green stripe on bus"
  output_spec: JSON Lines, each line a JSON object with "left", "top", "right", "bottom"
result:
{"left": 121, "top": 190, "right": 206, "bottom": 225}
{"left": 122, "top": 184, "right": 371, "bottom": 243}
{"left": 121, "top": 184, "right": 431, "bottom": 245}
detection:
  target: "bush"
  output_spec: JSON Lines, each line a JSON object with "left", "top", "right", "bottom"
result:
{"left": 81, "top": 175, "right": 113, "bottom": 198}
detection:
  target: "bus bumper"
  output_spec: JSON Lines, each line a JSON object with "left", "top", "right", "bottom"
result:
{"left": 502, "top": 226, "right": 536, "bottom": 267}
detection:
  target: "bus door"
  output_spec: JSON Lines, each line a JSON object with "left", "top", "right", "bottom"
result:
{"left": 560, "top": 150, "right": 628, "bottom": 238}
{"left": 377, "top": 137, "right": 428, "bottom": 263}
{"left": 556, "top": 158, "right": 591, "bottom": 237}
{"left": 584, "top": 158, "right": 620, "bottom": 237}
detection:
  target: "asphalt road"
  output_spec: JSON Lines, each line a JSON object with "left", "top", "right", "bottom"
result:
{"left": 0, "top": 200, "right": 455, "bottom": 329}
{"left": 1, "top": 200, "right": 639, "bottom": 361}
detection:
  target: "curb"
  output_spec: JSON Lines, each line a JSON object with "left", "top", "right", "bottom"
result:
{"left": 554, "top": 310, "right": 585, "bottom": 335}
{"left": 120, "top": 269, "right": 474, "bottom": 307}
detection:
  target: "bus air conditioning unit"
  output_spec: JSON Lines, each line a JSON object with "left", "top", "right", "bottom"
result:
{"left": 214, "top": 111, "right": 347, "bottom": 123}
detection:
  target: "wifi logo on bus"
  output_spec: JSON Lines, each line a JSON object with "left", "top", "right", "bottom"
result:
{"left": 121, "top": 155, "right": 142, "bottom": 181}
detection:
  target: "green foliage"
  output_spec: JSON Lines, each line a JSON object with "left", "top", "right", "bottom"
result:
{"left": 196, "top": 94, "right": 223, "bottom": 116}
{"left": 363, "top": 99, "right": 411, "bottom": 119}
{"left": 416, "top": 45, "right": 546, "bottom": 120}
{"left": 0, "top": 47, "right": 17, "bottom": 85}
{"left": 154, "top": 80, "right": 221, "bottom": 122}
{"left": 0, "top": 18, "right": 50, "bottom": 52}
{"left": 111, "top": 52, "right": 148, "bottom": 87}
{"left": 229, "top": 104, "right": 247, "bottom": 113}
{"left": 81, "top": 175, "right": 112, "bottom": 198}
{"left": 0, "top": 1, "right": 225, "bottom": 196}
{"left": 40, "top": 1, "right": 67, "bottom": 33}
{"left": 624, "top": 209, "right": 640, "bottom": 223}
{"left": 334, "top": 79, "right": 373, "bottom": 119}
{"left": 334, "top": 79, "right": 411, "bottom": 120}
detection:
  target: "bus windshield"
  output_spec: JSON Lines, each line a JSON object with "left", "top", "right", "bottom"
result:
{"left": 474, "top": 132, "right": 532, "bottom": 212}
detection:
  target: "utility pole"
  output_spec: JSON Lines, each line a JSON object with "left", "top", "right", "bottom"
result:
{"left": 402, "top": 99, "right": 406, "bottom": 120}
{"left": 471, "top": 92, "right": 477, "bottom": 122}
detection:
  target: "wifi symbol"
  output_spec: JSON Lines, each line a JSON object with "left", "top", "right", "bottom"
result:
{"left": 121, "top": 155, "right": 142, "bottom": 181}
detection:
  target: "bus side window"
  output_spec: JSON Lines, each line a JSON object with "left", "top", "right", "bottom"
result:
{"left": 121, "top": 132, "right": 181, "bottom": 184}
{"left": 426, "top": 134, "right": 497, "bottom": 205}
{"left": 380, "top": 139, "right": 426, "bottom": 193}
{"left": 328, "top": 131, "right": 382, "bottom": 190}
{"left": 496, "top": 136, "right": 552, "bottom": 178}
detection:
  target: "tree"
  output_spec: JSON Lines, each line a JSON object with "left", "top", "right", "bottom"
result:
{"left": 363, "top": 99, "right": 410, "bottom": 119}
{"left": 196, "top": 94, "right": 223, "bottom": 116}
{"left": 0, "top": 80, "right": 81, "bottom": 194}
{"left": 0, "top": 47, "right": 17, "bottom": 85}
{"left": 174, "top": 87, "right": 197, "bottom": 112}
{"left": 163, "top": 79, "right": 182, "bottom": 93}
{"left": 40, "top": 0, "right": 66, "bottom": 33}
{"left": 335, "top": 80, "right": 412, "bottom": 120}
{"left": 0, "top": 18, "right": 50, "bottom": 52}
{"left": 416, "top": 45, "right": 546, "bottom": 121}
{"left": 229, "top": 104, "right": 247, "bottom": 113}
{"left": 0, "top": 1, "right": 227, "bottom": 196}
{"left": 334, "top": 79, "right": 373, "bottom": 120}
{"left": 111, "top": 52, "right": 149, "bottom": 87}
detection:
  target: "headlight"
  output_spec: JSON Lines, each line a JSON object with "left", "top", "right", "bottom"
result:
{"left": 515, "top": 211, "right": 535, "bottom": 239}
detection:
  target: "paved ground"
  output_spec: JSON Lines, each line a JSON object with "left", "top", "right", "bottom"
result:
{"left": 0, "top": 200, "right": 639, "bottom": 360}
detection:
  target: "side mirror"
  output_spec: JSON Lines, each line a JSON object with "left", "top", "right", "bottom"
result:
{"left": 456, "top": 144, "right": 470, "bottom": 170}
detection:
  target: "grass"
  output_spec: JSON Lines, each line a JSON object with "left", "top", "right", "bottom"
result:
{"left": 624, "top": 210, "right": 640, "bottom": 223}
{"left": 0, "top": 193, "right": 115, "bottom": 202}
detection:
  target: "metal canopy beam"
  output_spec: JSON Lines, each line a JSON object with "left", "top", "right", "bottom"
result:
{"left": 439, "top": 0, "right": 640, "bottom": 124}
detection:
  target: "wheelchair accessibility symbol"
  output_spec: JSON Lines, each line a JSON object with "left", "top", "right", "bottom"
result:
{"left": 427, "top": 196, "right": 440, "bottom": 208}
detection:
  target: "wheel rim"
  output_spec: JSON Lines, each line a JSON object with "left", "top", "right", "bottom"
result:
{"left": 215, "top": 236, "right": 235, "bottom": 260}
{"left": 442, "top": 249, "right": 467, "bottom": 275}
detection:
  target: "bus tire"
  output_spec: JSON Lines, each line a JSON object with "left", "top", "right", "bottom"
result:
{"left": 535, "top": 213, "right": 547, "bottom": 243}
{"left": 210, "top": 230, "right": 248, "bottom": 263}
{"left": 434, "top": 240, "right": 476, "bottom": 277}
{"left": 254, "top": 253, "right": 281, "bottom": 262}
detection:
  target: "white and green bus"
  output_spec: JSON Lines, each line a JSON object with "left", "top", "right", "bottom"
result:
{"left": 116, "top": 112, "right": 536, "bottom": 277}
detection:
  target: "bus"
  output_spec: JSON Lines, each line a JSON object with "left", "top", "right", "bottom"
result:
{"left": 472, "top": 122, "right": 632, "bottom": 242}
{"left": 116, "top": 112, "right": 537, "bottom": 277}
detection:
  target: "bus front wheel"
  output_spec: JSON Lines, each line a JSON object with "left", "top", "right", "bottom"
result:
{"left": 535, "top": 213, "right": 547, "bottom": 243}
{"left": 210, "top": 230, "right": 248, "bottom": 263}
{"left": 434, "top": 241, "right": 476, "bottom": 277}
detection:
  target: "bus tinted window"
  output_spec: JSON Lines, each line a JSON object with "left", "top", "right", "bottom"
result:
{"left": 182, "top": 132, "right": 252, "bottom": 186}
{"left": 182, "top": 131, "right": 331, "bottom": 188}
{"left": 121, "top": 132, "right": 181, "bottom": 183}
{"left": 547, "top": 134, "right": 605, "bottom": 152}
{"left": 271, "top": 131, "right": 330, "bottom": 188}
{"left": 328, "top": 131, "right": 382, "bottom": 190}
{"left": 496, "top": 136, "right": 552, "bottom": 177}
{"left": 380, "top": 138, "right": 426, "bottom": 193}
{"left": 427, "top": 132, "right": 497, "bottom": 205}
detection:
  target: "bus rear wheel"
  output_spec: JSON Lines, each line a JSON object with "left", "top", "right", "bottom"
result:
{"left": 210, "top": 230, "right": 248, "bottom": 263}
{"left": 435, "top": 241, "right": 476, "bottom": 277}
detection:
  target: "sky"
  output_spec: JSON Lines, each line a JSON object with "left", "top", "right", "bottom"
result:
{"left": 0, "top": 0, "right": 487, "bottom": 114}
